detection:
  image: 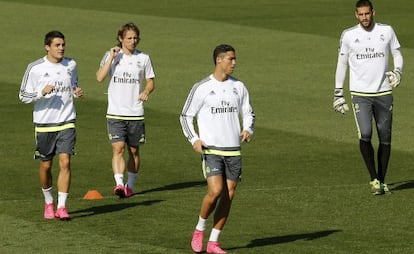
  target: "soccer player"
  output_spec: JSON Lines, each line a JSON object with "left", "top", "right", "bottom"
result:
{"left": 333, "top": 0, "right": 403, "bottom": 195}
{"left": 19, "top": 30, "right": 84, "bottom": 220}
{"left": 180, "top": 44, "right": 255, "bottom": 254}
{"left": 96, "top": 22, "right": 155, "bottom": 198}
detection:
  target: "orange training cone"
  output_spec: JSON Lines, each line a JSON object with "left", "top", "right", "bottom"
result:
{"left": 83, "top": 190, "right": 104, "bottom": 200}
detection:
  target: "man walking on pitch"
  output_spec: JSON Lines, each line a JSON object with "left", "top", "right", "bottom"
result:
{"left": 19, "top": 30, "right": 84, "bottom": 220}
{"left": 333, "top": 0, "right": 403, "bottom": 195}
{"left": 96, "top": 22, "right": 155, "bottom": 198}
{"left": 180, "top": 44, "right": 255, "bottom": 253}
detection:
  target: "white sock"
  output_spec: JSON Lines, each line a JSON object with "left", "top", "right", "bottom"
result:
{"left": 114, "top": 173, "right": 124, "bottom": 186}
{"left": 127, "top": 172, "right": 137, "bottom": 190}
{"left": 42, "top": 187, "right": 54, "bottom": 204}
{"left": 208, "top": 228, "right": 221, "bottom": 242}
{"left": 57, "top": 192, "right": 68, "bottom": 208}
{"left": 195, "top": 216, "right": 207, "bottom": 231}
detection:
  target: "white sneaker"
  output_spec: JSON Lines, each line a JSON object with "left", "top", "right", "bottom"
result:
{"left": 381, "top": 183, "right": 391, "bottom": 194}
{"left": 370, "top": 179, "right": 383, "bottom": 195}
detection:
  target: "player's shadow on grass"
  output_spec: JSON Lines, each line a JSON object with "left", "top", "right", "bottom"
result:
{"left": 388, "top": 180, "right": 414, "bottom": 192}
{"left": 227, "top": 230, "right": 342, "bottom": 251}
{"left": 137, "top": 181, "right": 206, "bottom": 195}
{"left": 69, "top": 200, "right": 163, "bottom": 219}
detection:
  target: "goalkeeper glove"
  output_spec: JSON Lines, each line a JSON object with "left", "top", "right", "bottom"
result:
{"left": 385, "top": 69, "right": 402, "bottom": 88}
{"left": 333, "top": 88, "right": 349, "bottom": 114}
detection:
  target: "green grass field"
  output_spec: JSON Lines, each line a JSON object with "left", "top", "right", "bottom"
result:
{"left": 1, "top": 0, "right": 414, "bottom": 253}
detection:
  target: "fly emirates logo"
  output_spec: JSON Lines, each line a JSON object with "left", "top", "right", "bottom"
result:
{"left": 113, "top": 72, "right": 140, "bottom": 85}
{"left": 356, "top": 47, "right": 385, "bottom": 60}
{"left": 211, "top": 100, "right": 238, "bottom": 114}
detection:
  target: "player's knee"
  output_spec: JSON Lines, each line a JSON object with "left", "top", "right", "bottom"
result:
{"left": 359, "top": 135, "right": 371, "bottom": 142}
{"left": 378, "top": 133, "right": 391, "bottom": 144}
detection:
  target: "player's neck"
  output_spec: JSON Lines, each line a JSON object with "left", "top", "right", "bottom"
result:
{"left": 122, "top": 48, "right": 135, "bottom": 55}
{"left": 361, "top": 21, "right": 375, "bottom": 32}
{"left": 46, "top": 55, "right": 63, "bottom": 63}
{"left": 212, "top": 71, "right": 229, "bottom": 82}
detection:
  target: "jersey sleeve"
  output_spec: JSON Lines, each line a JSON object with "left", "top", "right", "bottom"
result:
{"left": 335, "top": 31, "right": 349, "bottom": 89}
{"left": 240, "top": 85, "right": 255, "bottom": 135}
{"left": 179, "top": 84, "right": 203, "bottom": 145}
{"left": 389, "top": 26, "right": 401, "bottom": 50}
{"left": 389, "top": 27, "right": 403, "bottom": 72}
{"left": 99, "top": 51, "right": 111, "bottom": 67}
{"left": 70, "top": 60, "right": 79, "bottom": 88}
{"left": 144, "top": 56, "right": 155, "bottom": 79}
{"left": 19, "top": 65, "right": 43, "bottom": 104}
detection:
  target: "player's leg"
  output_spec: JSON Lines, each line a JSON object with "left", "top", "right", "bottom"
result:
{"left": 352, "top": 96, "right": 383, "bottom": 194}
{"left": 192, "top": 174, "right": 224, "bottom": 253}
{"left": 374, "top": 94, "right": 393, "bottom": 193}
{"left": 39, "top": 160, "right": 55, "bottom": 219}
{"left": 36, "top": 131, "right": 56, "bottom": 219}
{"left": 207, "top": 156, "right": 241, "bottom": 254}
{"left": 352, "top": 96, "right": 378, "bottom": 182}
{"left": 212, "top": 179, "right": 236, "bottom": 229}
{"left": 57, "top": 153, "right": 71, "bottom": 193}
{"left": 201, "top": 174, "right": 225, "bottom": 220}
{"left": 54, "top": 128, "right": 76, "bottom": 220}
{"left": 112, "top": 142, "right": 126, "bottom": 177}
{"left": 127, "top": 146, "right": 140, "bottom": 174}
{"left": 107, "top": 119, "right": 128, "bottom": 196}
{"left": 125, "top": 145, "right": 139, "bottom": 196}
{"left": 125, "top": 120, "right": 145, "bottom": 196}
{"left": 39, "top": 160, "right": 53, "bottom": 190}
{"left": 211, "top": 155, "right": 241, "bottom": 230}
{"left": 191, "top": 155, "right": 224, "bottom": 253}
{"left": 111, "top": 141, "right": 126, "bottom": 196}
{"left": 54, "top": 153, "right": 71, "bottom": 220}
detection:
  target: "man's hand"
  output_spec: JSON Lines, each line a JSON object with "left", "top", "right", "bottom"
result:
{"left": 192, "top": 139, "right": 207, "bottom": 154}
{"left": 333, "top": 88, "right": 349, "bottom": 114}
{"left": 385, "top": 69, "right": 402, "bottom": 88}
{"left": 73, "top": 87, "right": 84, "bottom": 98}
{"left": 240, "top": 130, "right": 251, "bottom": 143}
{"left": 42, "top": 84, "right": 55, "bottom": 97}
{"left": 138, "top": 91, "right": 150, "bottom": 102}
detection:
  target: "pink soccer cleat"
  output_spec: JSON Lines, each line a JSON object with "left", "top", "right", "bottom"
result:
{"left": 44, "top": 203, "right": 55, "bottom": 220}
{"left": 113, "top": 184, "right": 125, "bottom": 198}
{"left": 55, "top": 207, "right": 70, "bottom": 221}
{"left": 124, "top": 184, "right": 134, "bottom": 198}
{"left": 206, "top": 241, "right": 227, "bottom": 254}
{"left": 191, "top": 230, "right": 204, "bottom": 253}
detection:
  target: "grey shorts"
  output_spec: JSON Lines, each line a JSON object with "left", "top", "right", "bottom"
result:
{"left": 202, "top": 154, "right": 242, "bottom": 182}
{"left": 352, "top": 94, "right": 393, "bottom": 144}
{"left": 107, "top": 119, "right": 145, "bottom": 147}
{"left": 35, "top": 128, "right": 76, "bottom": 161}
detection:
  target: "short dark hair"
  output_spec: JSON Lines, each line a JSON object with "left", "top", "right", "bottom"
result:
{"left": 356, "top": 0, "right": 373, "bottom": 10}
{"left": 213, "top": 44, "right": 235, "bottom": 65}
{"left": 44, "top": 31, "right": 65, "bottom": 46}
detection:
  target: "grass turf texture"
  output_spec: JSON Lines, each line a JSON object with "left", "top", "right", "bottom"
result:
{"left": 1, "top": 0, "right": 414, "bottom": 253}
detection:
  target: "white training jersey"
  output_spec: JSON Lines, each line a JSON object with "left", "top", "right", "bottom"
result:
{"left": 336, "top": 23, "right": 401, "bottom": 95}
{"left": 99, "top": 49, "right": 155, "bottom": 119}
{"left": 19, "top": 56, "right": 78, "bottom": 129}
{"left": 180, "top": 74, "right": 255, "bottom": 154}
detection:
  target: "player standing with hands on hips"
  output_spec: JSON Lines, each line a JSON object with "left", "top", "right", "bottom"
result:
{"left": 96, "top": 22, "right": 155, "bottom": 198}
{"left": 19, "top": 30, "right": 84, "bottom": 220}
{"left": 333, "top": 0, "right": 403, "bottom": 195}
{"left": 180, "top": 44, "right": 255, "bottom": 254}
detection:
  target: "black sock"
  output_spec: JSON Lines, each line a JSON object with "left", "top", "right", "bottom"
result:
{"left": 359, "top": 140, "right": 377, "bottom": 180}
{"left": 377, "top": 143, "right": 391, "bottom": 183}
